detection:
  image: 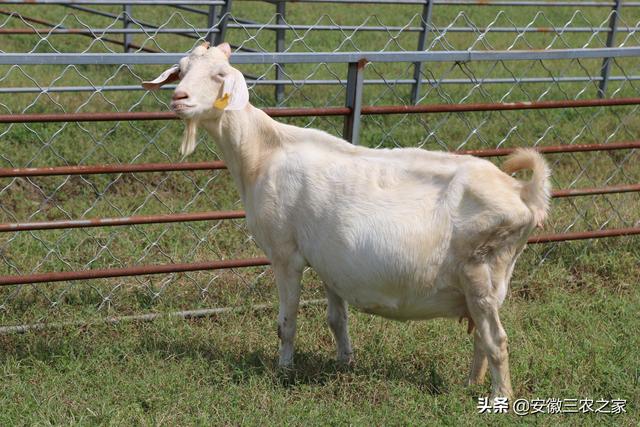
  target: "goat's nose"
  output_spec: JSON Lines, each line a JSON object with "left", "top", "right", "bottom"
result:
{"left": 172, "top": 90, "right": 189, "bottom": 101}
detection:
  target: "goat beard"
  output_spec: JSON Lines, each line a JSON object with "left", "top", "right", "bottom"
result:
{"left": 180, "top": 118, "right": 198, "bottom": 157}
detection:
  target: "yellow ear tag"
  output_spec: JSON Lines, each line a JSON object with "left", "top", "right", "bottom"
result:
{"left": 213, "top": 93, "right": 231, "bottom": 110}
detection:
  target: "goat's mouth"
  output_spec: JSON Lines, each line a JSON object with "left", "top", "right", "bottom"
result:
{"left": 171, "top": 102, "right": 196, "bottom": 115}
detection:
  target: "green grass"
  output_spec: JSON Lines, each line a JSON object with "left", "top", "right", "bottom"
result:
{"left": 0, "top": 2, "right": 639, "bottom": 425}
{"left": 1, "top": 250, "right": 638, "bottom": 425}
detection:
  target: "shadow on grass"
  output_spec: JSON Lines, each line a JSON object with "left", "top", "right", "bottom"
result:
{"left": 136, "top": 332, "right": 450, "bottom": 395}
{"left": 0, "top": 324, "right": 450, "bottom": 396}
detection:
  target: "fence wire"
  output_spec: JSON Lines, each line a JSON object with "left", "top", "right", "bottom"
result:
{"left": 0, "top": 1, "right": 638, "bottom": 328}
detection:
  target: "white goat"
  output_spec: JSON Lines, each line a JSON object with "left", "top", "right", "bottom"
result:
{"left": 143, "top": 42, "right": 551, "bottom": 399}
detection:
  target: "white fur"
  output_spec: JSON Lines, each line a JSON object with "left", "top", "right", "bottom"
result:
{"left": 144, "top": 43, "right": 552, "bottom": 399}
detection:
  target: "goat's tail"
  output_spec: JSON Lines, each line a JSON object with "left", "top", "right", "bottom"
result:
{"left": 502, "top": 148, "right": 551, "bottom": 227}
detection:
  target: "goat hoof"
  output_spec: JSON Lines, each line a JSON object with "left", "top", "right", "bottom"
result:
{"left": 277, "top": 365, "right": 296, "bottom": 387}
{"left": 337, "top": 360, "right": 354, "bottom": 371}
{"left": 337, "top": 353, "right": 355, "bottom": 369}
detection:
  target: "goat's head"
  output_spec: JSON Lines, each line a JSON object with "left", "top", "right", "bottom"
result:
{"left": 142, "top": 42, "right": 249, "bottom": 156}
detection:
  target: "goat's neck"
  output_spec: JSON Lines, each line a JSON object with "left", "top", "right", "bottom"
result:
{"left": 201, "top": 106, "right": 278, "bottom": 202}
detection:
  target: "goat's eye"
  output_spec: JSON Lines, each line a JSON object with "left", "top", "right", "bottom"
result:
{"left": 214, "top": 72, "right": 227, "bottom": 80}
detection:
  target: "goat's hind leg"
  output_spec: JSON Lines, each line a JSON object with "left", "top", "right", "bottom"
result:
{"left": 463, "top": 263, "right": 513, "bottom": 399}
{"left": 467, "top": 248, "right": 519, "bottom": 387}
{"left": 468, "top": 331, "right": 488, "bottom": 386}
{"left": 325, "top": 286, "right": 353, "bottom": 365}
{"left": 274, "top": 260, "right": 303, "bottom": 368}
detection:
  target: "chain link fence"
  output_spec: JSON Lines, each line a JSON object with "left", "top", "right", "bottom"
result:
{"left": 0, "top": 0, "right": 639, "bottom": 331}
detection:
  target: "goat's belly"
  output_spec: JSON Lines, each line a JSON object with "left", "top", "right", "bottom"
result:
{"left": 311, "top": 254, "right": 465, "bottom": 321}
{"left": 300, "top": 215, "right": 459, "bottom": 320}
{"left": 332, "top": 279, "right": 466, "bottom": 321}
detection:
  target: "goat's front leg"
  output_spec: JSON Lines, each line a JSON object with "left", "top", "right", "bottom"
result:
{"left": 325, "top": 286, "right": 353, "bottom": 365}
{"left": 274, "top": 262, "right": 303, "bottom": 368}
{"left": 463, "top": 263, "right": 513, "bottom": 400}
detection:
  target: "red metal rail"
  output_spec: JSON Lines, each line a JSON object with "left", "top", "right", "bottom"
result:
{"left": 552, "top": 183, "right": 640, "bottom": 198}
{"left": 458, "top": 141, "right": 640, "bottom": 157}
{"left": 0, "top": 107, "right": 350, "bottom": 124}
{"left": 1, "top": 141, "right": 638, "bottom": 178}
{"left": 0, "top": 257, "right": 271, "bottom": 286}
{"left": 360, "top": 97, "right": 640, "bottom": 115}
{"left": 0, "top": 210, "right": 245, "bottom": 232}
{"left": 0, "top": 161, "right": 226, "bottom": 177}
{"left": 0, "top": 184, "right": 638, "bottom": 233}
{"left": 528, "top": 227, "right": 640, "bottom": 243}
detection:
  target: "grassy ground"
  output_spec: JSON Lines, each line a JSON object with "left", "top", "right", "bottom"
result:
{"left": 0, "top": 2, "right": 639, "bottom": 425}
{"left": 1, "top": 248, "right": 638, "bottom": 425}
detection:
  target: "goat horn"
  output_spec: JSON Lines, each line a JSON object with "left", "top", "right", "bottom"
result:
{"left": 201, "top": 41, "right": 210, "bottom": 49}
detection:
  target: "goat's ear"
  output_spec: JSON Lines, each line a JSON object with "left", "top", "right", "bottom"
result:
{"left": 216, "top": 42, "right": 232, "bottom": 59}
{"left": 142, "top": 65, "right": 180, "bottom": 90}
{"left": 214, "top": 70, "right": 249, "bottom": 111}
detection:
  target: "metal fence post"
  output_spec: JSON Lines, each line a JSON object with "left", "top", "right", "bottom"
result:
{"left": 343, "top": 60, "right": 366, "bottom": 145}
{"left": 275, "top": 1, "right": 286, "bottom": 104}
{"left": 410, "top": 0, "right": 433, "bottom": 104}
{"left": 123, "top": 4, "right": 132, "bottom": 53}
{"left": 598, "top": 0, "right": 622, "bottom": 98}
{"left": 207, "top": 4, "right": 219, "bottom": 44}
{"left": 214, "top": 0, "right": 233, "bottom": 45}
